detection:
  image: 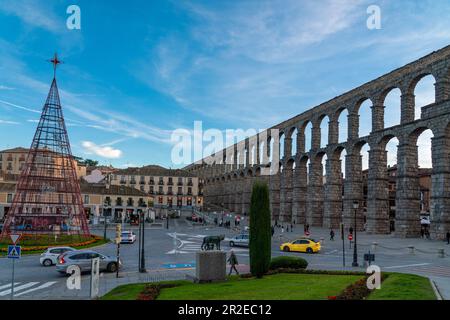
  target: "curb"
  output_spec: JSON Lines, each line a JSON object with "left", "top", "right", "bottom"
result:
{"left": 429, "top": 278, "right": 443, "bottom": 300}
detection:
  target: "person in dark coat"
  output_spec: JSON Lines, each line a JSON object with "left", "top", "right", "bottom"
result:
{"left": 290, "top": 223, "right": 293, "bottom": 232}
{"left": 330, "top": 229, "right": 335, "bottom": 241}
{"left": 446, "top": 231, "right": 450, "bottom": 244}
{"left": 228, "top": 250, "right": 239, "bottom": 275}
{"left": 271, "top": 225, "right": 275, "bottom": 237}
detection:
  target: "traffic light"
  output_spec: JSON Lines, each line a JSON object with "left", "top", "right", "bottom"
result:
{"left": 115, "top": 224, "right": 122, "bottom": 244}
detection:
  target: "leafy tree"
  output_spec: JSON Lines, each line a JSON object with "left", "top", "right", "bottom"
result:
{"left": 249, "top": 181, "right": 271, "bottom": 278}
{"left": 83, "top": 159, "right": 99, "bottom": 166}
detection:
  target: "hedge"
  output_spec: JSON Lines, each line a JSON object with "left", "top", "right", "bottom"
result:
{"left": 269, "top": 256, "right": 308, "bottom": 270}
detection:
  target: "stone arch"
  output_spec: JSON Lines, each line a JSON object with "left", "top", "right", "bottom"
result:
{"left": 353, "top": 97, "right": 373, "bottom": 138}
{"left": 300, "top": 120, "right": 313, "bottom": 153}
{"left": 318, "top": 114, "right": 330, "bottom": 149}
{"left": 335, "top": 107, "right": 349, "bottom": 144}
{"left": 289, "top": 127, "right": 298, "bottom": 157}
{"left": 380, "top": 87, "right": 402, "bottom": 129}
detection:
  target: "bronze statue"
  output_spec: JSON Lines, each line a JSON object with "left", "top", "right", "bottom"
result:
{"left": 201, "top": 234, "right": 225, "bottom": 250}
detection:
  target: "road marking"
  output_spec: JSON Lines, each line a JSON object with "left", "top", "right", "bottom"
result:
{"left": 0, "top": 283, "right": 20, "bottom": 290}
{"left": 0, "top": 282, "right": 39, "bottom": 296}
{"left": 384, "top": 263, "right": 431, "bottom": 269}
{"left": 14, "top": 281, "right": 57, "bottom": 297}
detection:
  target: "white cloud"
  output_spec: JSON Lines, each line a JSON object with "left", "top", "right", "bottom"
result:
{"left": 0, "top": 0, "right": 61, "bottom": 33}
{"left": 81, "top": 141, "right": 123, "bottom": 159}
{"left": 0, "top": 119, "right": 19, "bottom": 125}
{"left": 0, "top": 85, "right": 14, "bottom": 90}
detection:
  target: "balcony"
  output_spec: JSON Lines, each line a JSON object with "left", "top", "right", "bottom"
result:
{"left": 158, "top": 181, "right": 164, "bottom": 185}
{"left": 168, "top": 181, "right": 174, "bottom": 186}
{"left": 130, "top": 180, "right": 136, "bottom": 185}
{"left": 139, "top": 180, "right": 146, "bottom": 185}
{"left": 149, "top": 190, "right": 155, "bottom": 195}
{"left": 177, "top": 192, "right": 183, "bottom": 196}
{"left": 167, "top": 191, "right": 173, "bottom": 195}
{"left": 120, "top": 180, "right": 126, "bottom": 184}
{"left": 149, "top": 180, "right": 155, "bottom": 185}
{"left": 177, "top": 181, "right": 183, "bottom": 186}
{"left": 187, "top": 181, "right": 193, "bottom": 186}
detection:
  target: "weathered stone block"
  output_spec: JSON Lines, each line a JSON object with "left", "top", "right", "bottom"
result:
{"left": 196, "top": 251, "right": 226, "bottom": 282}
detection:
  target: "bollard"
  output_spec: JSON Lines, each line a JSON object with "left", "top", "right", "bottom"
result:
{"left": 437, "top": 248, "right": 445, "bottom": 258}
{"left": 372, "top": 242, "right": 378, "bottom": 253}
{"left": 408, "top": 246, "right": 415, "bottom": 255}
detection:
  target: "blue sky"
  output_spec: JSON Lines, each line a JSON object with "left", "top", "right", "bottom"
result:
{"left": 0, "top": 0, "right": 448, "bottom": 169}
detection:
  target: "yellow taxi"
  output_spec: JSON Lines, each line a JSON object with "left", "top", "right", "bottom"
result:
{"left": 280, "top": 238, "right": 321, "bottom": 253}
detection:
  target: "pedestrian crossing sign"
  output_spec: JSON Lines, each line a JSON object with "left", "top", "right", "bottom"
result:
{"left": 7, "top": 245, "right": 21, "bottom": 259}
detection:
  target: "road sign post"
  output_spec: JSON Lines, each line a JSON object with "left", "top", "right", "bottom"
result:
{"left": 115, "top": 224, "right": 121, "bottom": 278}
{"left": 7, "top": 235, "right": 21, "bottom": 300}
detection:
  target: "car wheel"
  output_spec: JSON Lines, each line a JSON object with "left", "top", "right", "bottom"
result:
{"left": 283, "top": 246, "right": 290, "bottom": 252}
{"left": 306, "top": 247, "right": 313, "bottom": 254}
{"left": 229, "top": 241, "right": 234, "bottom": 247}
{"left": 43, "top": 259, "right": 53, "bottom": 267}
{"left": 107, "top": 262, "right": 118, "bottom": 273}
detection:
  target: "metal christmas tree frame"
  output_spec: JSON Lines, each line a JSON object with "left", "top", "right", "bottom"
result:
{"left": 0, "top": 54, "right": 90, "bottom": 237}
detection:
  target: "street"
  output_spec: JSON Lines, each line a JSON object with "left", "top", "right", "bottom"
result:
{"left": 1, "top": 214, "right": 449, "bottom": 300}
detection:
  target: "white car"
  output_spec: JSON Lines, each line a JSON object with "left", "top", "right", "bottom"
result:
{"left": 40, "top": 247, "right": 76, "bottom": 266}
{"left": 120, "top": 231, "right": 136, "bottom": 244}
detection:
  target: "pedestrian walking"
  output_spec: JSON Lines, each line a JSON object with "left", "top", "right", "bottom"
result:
{"left": 271, "top": 225, "right": 275, "bottom": 237}
{"left": 446, "top": 231, "right": 450, "bottom": 244}
{"left": 290, "top": 223, "right": 293, "bottom": 232}
{"left": 228, "top": 250, "right": 239, "bottom": 275}
{"left": 286, "top": 225, "right": 289, "bottom": 232}
{"left": 349, "top": 226, "right": 353, "bottom": 235}
{"left": 330, "top": 229, "right": 335, "bottom": 241}
{"left": 420, "top": 228, "right": 425, "bottom": 238}
{"left": 281, "top": 225, "right": 284, "bottom": 233}
{"left": 306, "top": 224, "right": 310, "bottom": 232}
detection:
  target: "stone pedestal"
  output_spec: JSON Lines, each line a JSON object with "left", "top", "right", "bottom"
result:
{"left": 196, "top": 251, "right": 226, "bottom": 282}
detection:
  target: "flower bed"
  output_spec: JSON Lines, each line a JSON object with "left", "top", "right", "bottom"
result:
{"left": 0, "top": 235, "right": 105, "bottom": 252}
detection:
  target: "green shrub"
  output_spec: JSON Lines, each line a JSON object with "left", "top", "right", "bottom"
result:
{"left": 249, "top": 182, "right": 271, "bottom": 278}
{"left": 269, "top": 256, "right": 308, "bottom": 270}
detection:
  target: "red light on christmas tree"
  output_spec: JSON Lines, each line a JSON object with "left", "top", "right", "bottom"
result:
{"left": 0, "top": 54, "right": 90, "bottom": 237}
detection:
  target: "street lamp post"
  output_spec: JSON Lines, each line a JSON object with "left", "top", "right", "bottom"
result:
{"left": 103, "top": 205, "right": 108, "bottom": 240}
{"left": 352, "top": 200, "right": 359, "bottom": 267}
{"left": 139, "top": 208, "right": 147, "bottom": 273}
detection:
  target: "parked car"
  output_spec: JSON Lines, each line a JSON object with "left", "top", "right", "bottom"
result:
{"left": 229, "top": 234, "right": 249, "bottom": 247}
{"left": 120, "top": 231, "right": 136, "bottom": 244}
{"left": 280, "top": 238, "right": 321, "bottom": 254}
{"left": 56, "top": 250, "right": 121, "bottom": 274}
{"left": 40, "top": 247, "right": 76, "bottom": 266}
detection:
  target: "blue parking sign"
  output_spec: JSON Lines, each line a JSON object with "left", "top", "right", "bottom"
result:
{"left": 7, "top": 245, "right": 21, "bottom": 259}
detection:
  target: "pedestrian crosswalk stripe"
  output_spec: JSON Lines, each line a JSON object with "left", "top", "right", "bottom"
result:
{"left": 0, "top": 283, "right": 20, "bottom": 291}
{"left": 14, "top": 281, "right": 57, "bottom": 297}
{"left": 0, "top": 282, "right": 38, "bottom": 296}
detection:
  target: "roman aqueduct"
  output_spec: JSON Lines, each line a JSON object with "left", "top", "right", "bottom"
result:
{"left": 185, "top": 45, "right": 450, "bottom": 239}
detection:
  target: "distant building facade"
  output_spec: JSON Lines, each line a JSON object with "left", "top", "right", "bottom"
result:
{"left": 110, "top": 165, "right": 203, "bottom": 209}
{"left": 0, "top": 147, "right": 86, "bottom": 178}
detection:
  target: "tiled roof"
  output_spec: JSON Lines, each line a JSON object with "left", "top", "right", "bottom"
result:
{"left": 114, "top": 165, "right": 196, "bottom": 177}
{"left": 0, "top": 147, "right": 29, "bottom": 153}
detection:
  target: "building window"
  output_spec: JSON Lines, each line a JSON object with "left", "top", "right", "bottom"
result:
{"left": 159, "top": 177, "right": 164, "bottom": 185}
{"left": 150, "top": 186, "right": 154, "bottom": 194}
{"left": 158, "top": 196, "right": 163, "bottom": 204}
{"left": 188, "top": 187, "right": 192, "bottom": 195}
{"left": 140, "top": 185, "right": 145, "bottom": 192}
{"left": 7, "top": 193, "right": 13, "bottom": 203}
{"left": 159, "top": 186, "right": 163, "bottom": 194}
{"left": 178, "top": 187, "right": 182, "bottom": 195}
{"left": 84, "top": 195, "right": 90, "bottom": 204}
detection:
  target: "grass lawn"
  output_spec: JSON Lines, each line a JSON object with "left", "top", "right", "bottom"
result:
{"left": 102, "top": 274, "right": 363, "bottom": 300}
{"left": 368, "top": 273, "right": 436, "bottom": 300}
